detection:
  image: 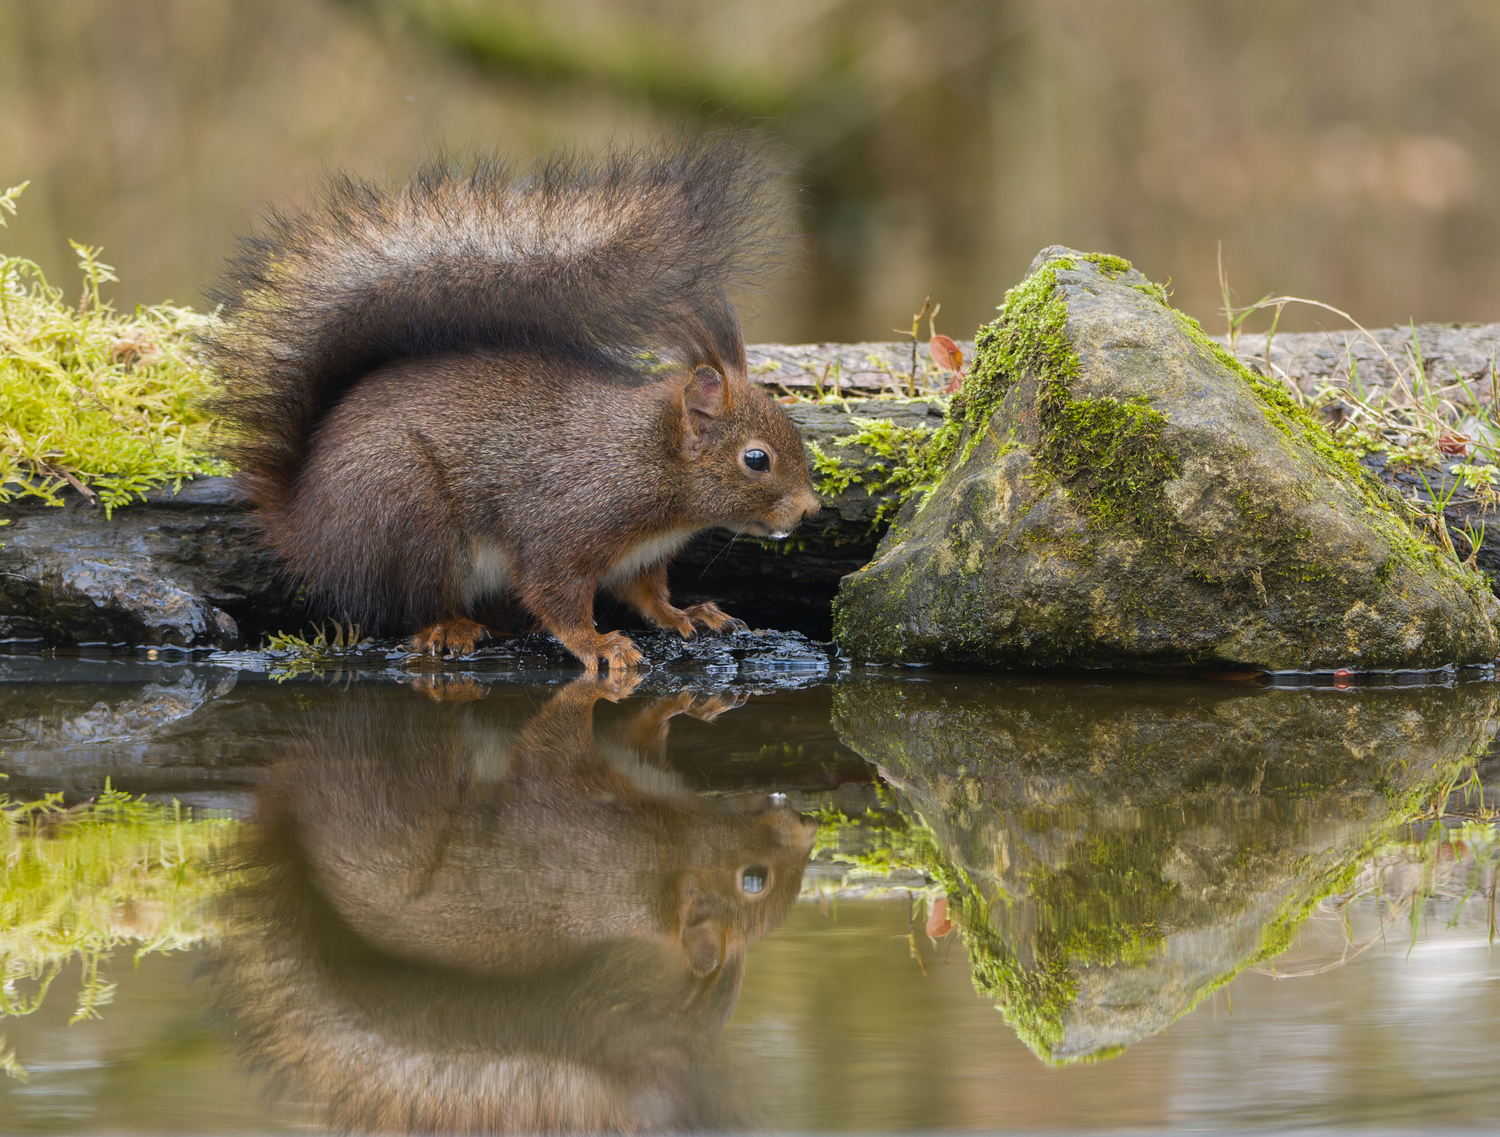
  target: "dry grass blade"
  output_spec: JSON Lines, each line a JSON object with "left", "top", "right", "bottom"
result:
{"left": 1220, "top": 280, "right": 1500, "bottom": 545}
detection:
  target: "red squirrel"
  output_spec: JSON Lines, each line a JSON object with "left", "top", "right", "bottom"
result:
{"left": 207, "top": 136, "right": 821, "bottom": 670}
{"left": 216, "top": 678, "right": 817, "bottom": 1132}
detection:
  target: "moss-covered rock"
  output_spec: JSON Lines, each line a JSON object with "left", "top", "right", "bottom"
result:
{"left": 831, "top": 672, "right": 1499, "bottom": 1063}
{"left": 833, "top": 247, "right": 1499, "bottom": 669}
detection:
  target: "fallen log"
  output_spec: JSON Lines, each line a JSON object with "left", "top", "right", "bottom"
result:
{"left": 6, "top": 327, "right": 1500, "bottom": 650}
{"left": 0, "top": 378, "right": 944, "bottom": 647}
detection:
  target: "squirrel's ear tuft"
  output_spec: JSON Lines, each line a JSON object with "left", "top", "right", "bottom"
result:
{"left": 681, "top": 366, "right": 727, "bottom": 450}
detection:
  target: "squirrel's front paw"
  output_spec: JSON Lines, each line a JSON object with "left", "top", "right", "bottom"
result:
{"left": 409, "top": 618, "right": 490, "bottom": 657}
{"left": 681, "top": 602, "right": 748, "bottom": 635}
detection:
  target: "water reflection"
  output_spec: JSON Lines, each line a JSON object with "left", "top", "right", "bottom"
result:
{"left": 832, "top": 673, "right": 1499, "bottom": 1065}
{"left": 214, "top": 676, "right": 818, "bottom": 1133}
{"left": 4, "top": 661, "right": 1500, "bottom": 1129}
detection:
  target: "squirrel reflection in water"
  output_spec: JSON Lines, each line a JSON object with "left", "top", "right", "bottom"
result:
{"left": 214, "top": 675, "right": 818, "bottom": 1133}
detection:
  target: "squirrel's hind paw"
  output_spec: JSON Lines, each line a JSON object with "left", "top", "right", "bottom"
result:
{"left": 408, "top": 618, "right": 490, "bottom": 658}
{"left": 578, "top": 631, "right": 644, "bottom": 674}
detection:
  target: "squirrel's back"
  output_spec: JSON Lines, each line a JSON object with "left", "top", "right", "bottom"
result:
{"left": 205, "top": 134, "right": 785, "bottom": 524}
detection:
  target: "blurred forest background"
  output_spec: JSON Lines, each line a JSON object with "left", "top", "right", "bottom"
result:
{"left": 3, "top": 0, "right": 1499, "bottom": 344}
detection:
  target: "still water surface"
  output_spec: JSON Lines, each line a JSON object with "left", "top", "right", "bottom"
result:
{"left": 2, "top": 652, "right": 1498, "bottom": 1133}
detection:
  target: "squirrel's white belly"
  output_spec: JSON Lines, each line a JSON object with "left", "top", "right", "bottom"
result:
{"left": 462, "top": 538, "right": 513, "bottom": 606}
{"left": 463, "top": 530, "right": 697, "bottom": 605}
{"left": 599, "top": 529, "right": 697, "bottom": 589}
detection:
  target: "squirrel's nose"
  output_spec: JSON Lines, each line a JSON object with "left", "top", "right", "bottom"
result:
{"left": 797, "top": 489, "right": 822, "bottom": 519}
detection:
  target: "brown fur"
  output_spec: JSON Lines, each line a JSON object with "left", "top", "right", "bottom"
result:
{"left": 214, "top": 678, "right": 817, "bottom": 1133}
{"left": 205, "top": 137, "right": 820, "bottom": 668}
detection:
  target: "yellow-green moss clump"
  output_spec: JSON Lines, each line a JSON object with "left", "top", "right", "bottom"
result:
{"left": 0, "top": 183, "right": 228, "bottom": 518}
{"left": 805, "top": 416, "right": 944, "bottom": 526}
{"left": 1, "top": 779, "right": 242, "bottom": 1079}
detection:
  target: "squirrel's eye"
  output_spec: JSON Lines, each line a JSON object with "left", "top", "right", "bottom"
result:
{"left": 743, "top": 449, "right": 770, "bottom": 472}
{"left": 741, "top": 865, "right": 769, "bottom": 894}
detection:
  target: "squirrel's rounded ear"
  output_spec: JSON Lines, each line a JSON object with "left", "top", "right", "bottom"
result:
{"left": 682, "top": 366, "right": 727, "bottom": 449}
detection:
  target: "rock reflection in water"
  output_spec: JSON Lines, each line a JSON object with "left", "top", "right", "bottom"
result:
{"left": 832, "top": 673, "right": 1498, "bottom": 1065}
{"left": 214, "top": 676, "right": 818, "bottom": 1133}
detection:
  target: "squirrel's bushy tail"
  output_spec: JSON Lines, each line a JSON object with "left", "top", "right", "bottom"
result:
{"left": 204, "top": 132, "right": 785, "bottom": 518}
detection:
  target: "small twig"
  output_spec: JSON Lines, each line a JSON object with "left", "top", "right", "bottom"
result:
{"left": 35, "top": 462, "right": 96, "bottom": 503}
